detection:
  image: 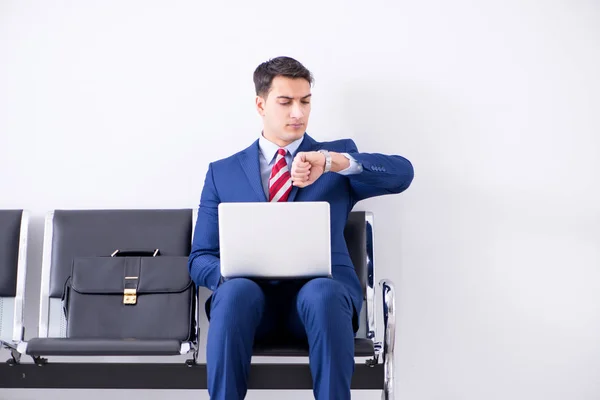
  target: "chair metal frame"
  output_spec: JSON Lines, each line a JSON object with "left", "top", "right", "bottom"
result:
{"left": 1, "top": 210, "right": 29, "bottom": 365}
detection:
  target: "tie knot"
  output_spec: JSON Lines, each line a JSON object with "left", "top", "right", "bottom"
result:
{"left": 277, "top": 148, "right": 287, "bottom": 157}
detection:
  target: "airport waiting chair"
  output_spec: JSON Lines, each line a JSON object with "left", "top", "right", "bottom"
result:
{"left": 0, "top": 210, "right": 29, "bottom": 365}
{"left": 2, "top": 209, "right": 396, "bottom": 398}
{"left": 20, "top": 209, "right": 198, "bottom": 361}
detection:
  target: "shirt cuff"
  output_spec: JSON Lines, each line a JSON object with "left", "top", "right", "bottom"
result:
{"left": 337, "top": 153, "right": 363, "bottom": 175}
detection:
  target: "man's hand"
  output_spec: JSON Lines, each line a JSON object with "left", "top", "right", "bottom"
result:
{"left": 291, "top": 151, "right": 325, "bottom": 188}
{"left": 291, "top": 151, "right": 351, "bottom": 188}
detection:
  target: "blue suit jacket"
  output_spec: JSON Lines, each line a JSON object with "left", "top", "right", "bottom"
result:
{"left": 189, "top": 134, "right": 414, "bottom": 318}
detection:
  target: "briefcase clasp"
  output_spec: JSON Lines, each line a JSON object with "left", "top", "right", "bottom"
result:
{"left": 123, "top": 288, "right": 137, "bottom": 305}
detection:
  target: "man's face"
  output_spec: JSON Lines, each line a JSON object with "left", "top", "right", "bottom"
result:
{"left": 256, "top": 76, "right": 311, "bottom": 147}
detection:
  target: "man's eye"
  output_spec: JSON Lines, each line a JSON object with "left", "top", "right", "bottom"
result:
{"left": 280, "top": 102, "right": 290, "bottom": 106}
{"left": 302, "top": 101, "right": 310, "bottom": 104}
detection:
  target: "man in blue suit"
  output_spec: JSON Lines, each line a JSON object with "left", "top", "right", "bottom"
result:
{"left": 189, "top": 56, "right": 414, "bottom": 400}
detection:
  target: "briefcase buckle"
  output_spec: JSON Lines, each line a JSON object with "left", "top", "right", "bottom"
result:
{"left": 123, "top": 288, "right": 137, "bottom": 305}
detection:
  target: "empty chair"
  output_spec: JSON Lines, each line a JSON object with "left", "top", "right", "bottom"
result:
{"left": 22, "top": 209, "right": 198, "bottom": 362}
{"left": 0, "top": 209, "right": 29, "bottom": 364}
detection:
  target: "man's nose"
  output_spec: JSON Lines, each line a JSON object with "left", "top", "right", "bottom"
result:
{"left": 290, "top": 103, "right": 304, "bottom": 119}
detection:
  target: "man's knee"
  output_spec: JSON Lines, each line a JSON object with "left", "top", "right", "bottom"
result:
{"left": 297, "top": 278, "right": 352, "bottom": 316}
{"left": 211, "top": 278, "right": 265, "bottom": 317}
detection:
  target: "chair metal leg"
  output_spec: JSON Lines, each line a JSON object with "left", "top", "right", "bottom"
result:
{"left": 380, "top": 279, "right": 396, "bottom": 400}
{"left": 186, "top": 342, "right": 200, "bottom": 367}
{"left": 6, "top": 349, "right": 20, "bottom": 365}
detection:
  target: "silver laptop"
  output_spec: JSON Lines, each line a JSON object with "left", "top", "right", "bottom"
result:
{"left": 218, "top": 201, "right": 332, "bottom": 280}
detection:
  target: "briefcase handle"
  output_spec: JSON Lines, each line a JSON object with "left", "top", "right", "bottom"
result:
{"left": 110, "top": 249, "right": 160, "bottom": 257}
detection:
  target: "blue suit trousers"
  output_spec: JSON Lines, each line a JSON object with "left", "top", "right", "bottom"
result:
{"left": 206, "top": 277, "right": 356, "bottom": 400}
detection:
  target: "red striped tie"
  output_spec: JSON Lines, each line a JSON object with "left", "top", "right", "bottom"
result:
{"left": 269, "top": 148, "right": 292, "bottom": 202}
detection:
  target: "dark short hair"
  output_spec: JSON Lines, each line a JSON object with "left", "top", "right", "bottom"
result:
{"left": 253, "top": 56, "right": 314, "bottom": 97}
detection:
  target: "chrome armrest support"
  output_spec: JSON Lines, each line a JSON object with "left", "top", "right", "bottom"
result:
{"left": 188, "top": 208, "right": 200, "bottom": 367}
{"left": 186, "top": 290, "right": 201, "bottom": 366}
{"left": 13, "top": 210, "right": 29, "bottom": 342}
{"left": 380, "top": 279, "right": 396, "bottom": 400}
{"left": 365, "top": 213, "right": 376, "bottom": 340}
{"left": 38, "top": 211, "right": 55, "bottom": 338}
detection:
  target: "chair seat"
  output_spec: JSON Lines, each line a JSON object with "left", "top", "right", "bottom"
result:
{"left": 25, "top": 338, "right": 183, "bottom": 356}
{"left": 252, "top": 338, "right": 374, "bottom": 357}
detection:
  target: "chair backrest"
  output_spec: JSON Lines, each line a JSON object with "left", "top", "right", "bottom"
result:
{"left": 38, "top": 209, "right": 193, "bottom": 338}
{"left": 0, "top": 210, "right": 28, "bottom": 342}
{"left": 343, "top": 211, "right": 375, "bottom": 340}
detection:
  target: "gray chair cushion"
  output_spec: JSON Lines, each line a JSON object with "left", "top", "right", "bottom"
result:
{"left": 0, "top": 210, "right": 22, "bottom": 297}
{"left": 26, "top": 338, "right": 183, "bottom": 356}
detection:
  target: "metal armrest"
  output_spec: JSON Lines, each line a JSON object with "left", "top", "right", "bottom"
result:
{"left": 380, "top": 279, "right": 396, "bottom": 400}
{"left": 1, "top": 339, "right": 17, "bottom": 352}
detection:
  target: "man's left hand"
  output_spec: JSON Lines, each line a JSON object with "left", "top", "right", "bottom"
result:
{"left": 291, "top": 151, "right": 325, "bottom": 188}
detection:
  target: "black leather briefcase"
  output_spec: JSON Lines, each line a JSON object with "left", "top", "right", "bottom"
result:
{"left": 62, "top": 249, "right": 195, "bottom": 341}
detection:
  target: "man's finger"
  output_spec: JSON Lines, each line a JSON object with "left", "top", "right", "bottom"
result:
{"left": 294, "top": 161, "right": 310, "bottom": 169}
{"left": 292, "top": 173, "right": 312, "bottom": 185}
{"left": 293, "top": 154, "right": 309, "bottom": 165}
{"left": 295, "top": 152, "right": 307, "bottom": 163}
{"left": 293, "top": 166, "right": 310, "bottom": 174}
{"left": 292, "top": 172, "right": 309, "bottom": 180}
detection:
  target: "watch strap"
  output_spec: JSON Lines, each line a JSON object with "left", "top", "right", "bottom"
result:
{"left": 319, "top": 149, "right": 332, "bottom": 173}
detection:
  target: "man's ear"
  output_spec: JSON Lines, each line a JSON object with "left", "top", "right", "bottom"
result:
{"left": 255, "top": 95, "right": 266, "bottom": 116}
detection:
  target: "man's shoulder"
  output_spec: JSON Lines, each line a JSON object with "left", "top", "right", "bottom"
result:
{"left": 209, "top": 153, "right": 238, "bottom": 168}
{"left": 208, "top": 140, "right": 257, "bottom": 169}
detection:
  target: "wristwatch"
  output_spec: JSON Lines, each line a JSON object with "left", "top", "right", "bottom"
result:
{"left": 318, "top": 149, "right": 332, "bottom": 173}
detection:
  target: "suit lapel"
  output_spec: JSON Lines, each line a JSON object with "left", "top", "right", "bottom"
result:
{"left": 288, "top": 134, "right": 319, "bottom": 202}
{"left": 237, "top": 140, "right": 267, "bottom": 202}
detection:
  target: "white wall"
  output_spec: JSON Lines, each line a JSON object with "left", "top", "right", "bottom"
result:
{"left": 2, "top": 0, "right": 600, "bottom": 399}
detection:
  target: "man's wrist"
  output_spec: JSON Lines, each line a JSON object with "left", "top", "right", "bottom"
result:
{"left": 329, "top": 151, "right": 351, "bottom": 173}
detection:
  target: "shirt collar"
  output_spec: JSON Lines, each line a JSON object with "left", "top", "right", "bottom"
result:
{"left": 258, "top": 132, "right": 305, "bottom": 164}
